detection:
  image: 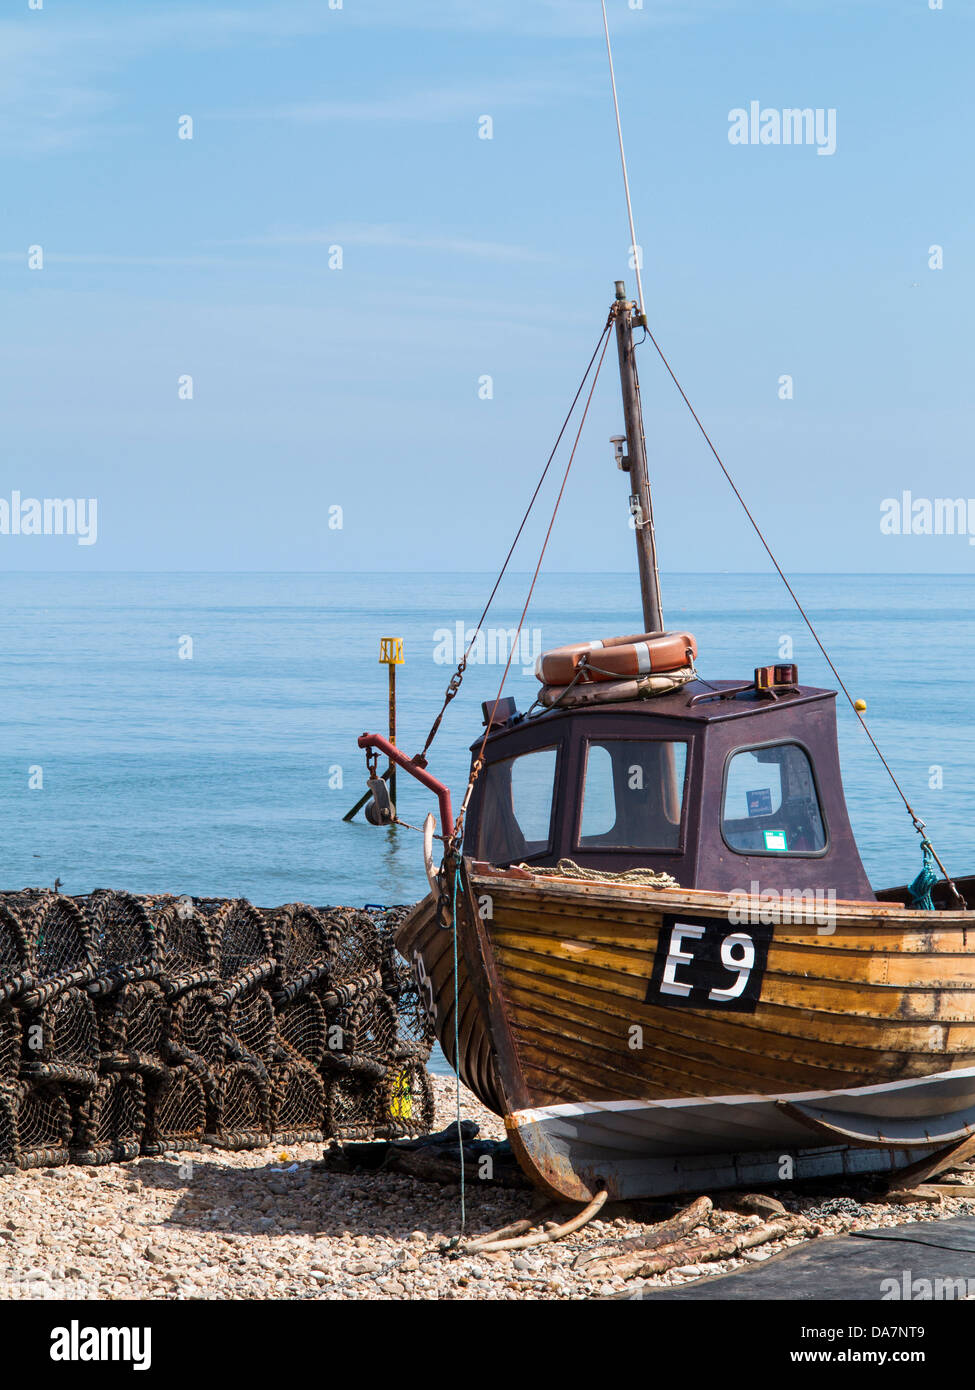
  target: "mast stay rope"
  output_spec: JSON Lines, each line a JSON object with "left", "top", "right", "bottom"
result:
{"left": 641, "top": 320, "right": 964, "bottom": 908}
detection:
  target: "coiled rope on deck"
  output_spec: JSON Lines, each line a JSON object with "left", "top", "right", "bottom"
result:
{"left": 516, "top": 859, "right": 679, "bottom": 890}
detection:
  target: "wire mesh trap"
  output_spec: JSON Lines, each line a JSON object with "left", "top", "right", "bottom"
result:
{"left": 327, "top": 908, "right": 383, "bottom": 992}
{"left": 324, "top": 1072, "right": 382, "bottom": 1142}
{"left": 270, "top": 903, "right": 337, "bottom": 1000}
{"left": 320, "top": 991, "right": 397, "bottom": 1082}
{"left": 224, "top": 986, "right": 276, "bottom": 1072}
{"left": 19, "top": 986, "right": 100, "bottom": 1087}
{"left": 274, "top": 991, "right": 327, "bottom": 1068}
{"left": 376, "top": 1055, "right": 436, "bottom": 1140}
{"left": 0, "top": 1079, "right": 72, "bottom": 1171}
{"left": 206, "top": 1061, "right": 271, "bottom": 1150}
{"left": 0, "top": 1005, "right": 21, "bottom": 1082}
{"left": 269, "top": 1059, "right": 324, "bottom": 1144}
{"left": 83, "top": 890, "right": 161, "bottom": 995}
{"left": 147, "top": 896, "right": 219, "bottom": 996}
{"left": 206, "top": 899, "right": 275, "bottom": 1000}
{"left": 15, "top": 892, "right": 97, "bottom": 1007}
{"left": 142, "top": 1065, "right": 206, "bottom": 1155}
{"left": 2, "top": 890, "right": 433, "bottom": 1165}
{"left": 165, "top": 985, "right": 226, "bottom": 1069}
{"left": 96, "top": 981, "right": 169, "bottom": 1079}
{"left": 72, "top": 1073, "right": 146, "bottom": 1165}
{"left": 381, "top": 950, "right": 435, "bottom": 1063}
{"left": 0, "top": 899, "right": 32, "bottom": 1002}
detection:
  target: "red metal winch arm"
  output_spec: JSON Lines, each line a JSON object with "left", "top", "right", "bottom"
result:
{"left": 357, "top": 733, "right": 454, "bottom": 838}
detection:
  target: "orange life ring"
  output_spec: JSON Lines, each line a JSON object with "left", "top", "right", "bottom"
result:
{"left": 535, "top": 631, "right": 697, "bottom": 686}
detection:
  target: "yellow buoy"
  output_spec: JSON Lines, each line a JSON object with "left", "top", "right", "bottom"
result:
{"left": 854, "top": 699, "right": 867, "bottom": 713}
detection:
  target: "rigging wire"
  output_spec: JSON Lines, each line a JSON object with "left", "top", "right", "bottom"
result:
{"left": 640, "top": 320, "right": 964, "bottom": 905}
{"left": 415, "top": 318, "right": 614, "bottom": 765}
{"left": 450, "top": 323, "right": 617, "bottom": 848}
{"left": 601, "top": 0, "right": 647, "bottom": 325}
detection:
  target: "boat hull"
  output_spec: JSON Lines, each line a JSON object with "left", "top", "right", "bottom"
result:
{"left": 507, "top": 1067, "right": 975, "bottom": 1201}
{"left": 396, "top": 866, "right": 975, "bottom": 1200}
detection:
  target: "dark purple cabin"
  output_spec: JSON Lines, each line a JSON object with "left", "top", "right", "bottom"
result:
{"left": 464, "top": 678, "right": 877, "bottom": 903}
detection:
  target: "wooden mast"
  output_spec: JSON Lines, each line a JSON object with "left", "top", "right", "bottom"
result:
{"left": 614, "top": 280, "right": 664, "bottom": 634}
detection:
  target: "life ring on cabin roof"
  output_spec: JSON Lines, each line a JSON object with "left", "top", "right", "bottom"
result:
{"left": 535, "top": 631, "right": 697, "bottom": 686}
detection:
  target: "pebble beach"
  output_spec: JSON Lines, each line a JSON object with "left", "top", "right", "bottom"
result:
{"left": 0, "top": 1074, "right": 972, "bottom": 1301}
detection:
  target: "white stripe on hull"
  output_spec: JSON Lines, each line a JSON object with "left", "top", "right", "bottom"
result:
{"left": 510, "top": 1064, "right": 975, "bottom": 1128}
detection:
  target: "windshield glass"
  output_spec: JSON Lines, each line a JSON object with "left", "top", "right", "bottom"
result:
{"left": 722, "top": 742, "right": 826, "bottom": 854}
{"left": 475, "top": 746, "right": 558, "bottom": 864}
{"left": 578, "top": 739, "right": 688, "bottom": 850}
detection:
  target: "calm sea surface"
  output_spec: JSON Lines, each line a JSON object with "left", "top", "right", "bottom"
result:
{"left": 1, "top": 571, "right": 971, "bottom": 1069}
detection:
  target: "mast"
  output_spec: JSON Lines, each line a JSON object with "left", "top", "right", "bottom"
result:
{"left": 613, "top": 280, "right": 664, "bottom": 633}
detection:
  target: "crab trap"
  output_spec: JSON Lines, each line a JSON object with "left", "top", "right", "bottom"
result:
{"left": 1, "top": 891, "right": 432, "bottom": 1165}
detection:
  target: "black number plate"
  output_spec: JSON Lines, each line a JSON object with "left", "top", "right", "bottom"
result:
{"left": 646, "top": 913, "right": 772, "bottom": 1013}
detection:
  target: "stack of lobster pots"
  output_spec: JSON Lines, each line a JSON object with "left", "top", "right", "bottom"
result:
{"left": 80, "top": 890, "right": 167, "bottom": 1163}
{"left": 313, "top": 905, "right": 436, "bottom": 1142}
{"left": 197, "top": 898, "right": 277, "bottom": 1150}
{"left": 0, "top": 890, "right": 135, "bottom": 1169}
{"left": 0, "top": 890, "right": 436, "bottom": 1172}
{"left": 142, "top": 894, "right": 219, "bottom": 1155}
{"left": 263, "top": 902, "right": 434, "bottom": 1144}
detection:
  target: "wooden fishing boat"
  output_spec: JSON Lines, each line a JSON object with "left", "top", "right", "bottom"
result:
{"left": 353, "top": 19, "right": 975, "bottom": 1199}
{"left": 355, "top": 274, "right": 975, "bottom": 1201}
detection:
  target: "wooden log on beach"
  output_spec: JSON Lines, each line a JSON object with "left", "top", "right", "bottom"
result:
{"left": 574, "top": 1194, "right": 712, "bottom": 1271}
{"left": 583, "top": 1214, "right": 810, "bottom": 1281}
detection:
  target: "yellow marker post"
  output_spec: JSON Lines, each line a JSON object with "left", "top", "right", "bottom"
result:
{"left": 379, "top": 638, "right": 404, "bottom": 810}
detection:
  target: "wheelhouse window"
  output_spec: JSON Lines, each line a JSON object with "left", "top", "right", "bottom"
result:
{"left": 578, "top": 739, "right": 688, "bottom": 851}
{"left": 476, "top": 746, "right": 558, "bottom": 864}
{"left": 722, "top": 742, "right": 827, "bottom": 855}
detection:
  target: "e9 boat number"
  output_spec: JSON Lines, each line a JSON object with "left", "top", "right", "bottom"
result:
{"left": 646, "top": 915, "right": 772, "bottom": 1013}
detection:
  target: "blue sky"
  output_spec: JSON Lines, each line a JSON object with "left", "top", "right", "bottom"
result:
{"left": 1, "top": 0, "right": 973, "bottom": 572}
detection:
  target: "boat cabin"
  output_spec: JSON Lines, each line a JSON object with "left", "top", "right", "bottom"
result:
{"left": 465, "top": 670, "right": 876, "bottom": 902}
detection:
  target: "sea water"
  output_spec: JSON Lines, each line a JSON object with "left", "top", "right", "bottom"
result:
{"left": 1, "top": 572, "right": 970, "bottom": 1073}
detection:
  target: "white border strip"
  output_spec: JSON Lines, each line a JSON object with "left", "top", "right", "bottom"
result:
{"left": 509, "top": 1065, "right": 975, "bottom": 1128}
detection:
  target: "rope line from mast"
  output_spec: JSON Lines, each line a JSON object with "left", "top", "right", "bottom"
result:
{"left": 640, "top": 321, "right": 964, "bottom": 907}
{"left": 448, "top": 323, "right": 617, "bottom": 852}
{"left": 415, "top": 316, "right": 613, "bottom": 766}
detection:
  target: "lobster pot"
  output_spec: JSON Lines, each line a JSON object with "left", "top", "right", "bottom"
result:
{"left": 164, "top": 986, "right": 226, "bottom": 1078}
{"left": 96, "top": 981, "right": 168, "bottom": 1079}
{"left": 0, "top": 1079, "right": 72, "bottom": 1171}
{"left": 273, "top": 992, "right": 326, "bottom": 1069}
{"left": 147, "top": 896, "right": 219, "bottom": 997}
{"left": 83, "top": 890, "right": 162, "bottom": 996}
{"left": 72, "top": 1074, "right": 146, "bottom": 1165}
{"left": 269, "top": 1060, "right": 324, "bottom": 1144}
{"left": 204, "top": 899, "right": 275, "bottom": 1002}
{"left": 376, "top": 907, "right": 411, "bottom": 995}
{"left": 0, "top": 1005, "right": 21, "bottom": 1082}
{"left": 0, "top": 899, "right": 32, "bottom": 1002}
{"left": 205, "top": 1061, "right": 270, "bottom": 1151}
{"left": 19, "top": 986, "right": 100, "bottom": 1088}
{"left": 324, "top": 1072, "right": 382, "bottom": 1142}
{"left": 376, "top": 1055, "right": 436, "bottom": 1140}
{"left": 270, "top": 904, "right": 337, "bottom": 1001}
{"left": 380, "top": 946, "right": 435, "bottom": 1064}
{"left": 16, "top": 892, "right": 97, "bottom": 1007}
{"left": 142, "top": 1065, "right": 206, "bottom": 1155}
{"left": 319, "top": 990, "right": 397, "bottom": 1083}
{"left": 224, "top": 985, "right": 275, "bottom": 1073}
{"left": 327, "top": 908, "right": 383, "bottom": 997}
